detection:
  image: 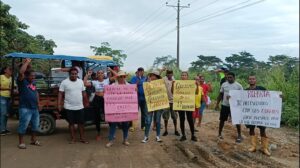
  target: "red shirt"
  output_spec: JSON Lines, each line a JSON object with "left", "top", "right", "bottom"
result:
{"left": 200, "top": 83, "right": 210, "bottom": 103}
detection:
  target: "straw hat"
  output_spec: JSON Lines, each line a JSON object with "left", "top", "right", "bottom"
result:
{"left": 149, "top": 70, "right": 161, "bottom": 79}
{"left": 117, "top": 70, "right": 127, "bottom": 77}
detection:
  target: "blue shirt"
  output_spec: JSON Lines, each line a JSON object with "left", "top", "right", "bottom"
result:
{"left": 130, "top": 76, "right": 147, "bottom": 100}
{"left": 18, "top": 79, "right": 38, "bottom": 109}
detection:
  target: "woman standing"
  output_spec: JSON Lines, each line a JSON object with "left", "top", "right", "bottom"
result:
{"left": 176, "top": 72, "right": 198, "bottom": 142}
{"left": 0, "top": 66, "right": 13, "bottom": 135}
{"left": 84, "top": 68, "right": 117, "bottom": 141}
{"left": 84, "top": 70, "right": 109, "bottom": 141}
{"left": 106, "top": 71, "right": 131, "bottom": 147}
{"left": 141, "top": 70, "right": 163, "bottom": 143}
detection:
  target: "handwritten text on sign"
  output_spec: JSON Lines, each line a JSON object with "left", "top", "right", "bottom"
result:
{"left": 173, "top": 80, "right": 196, "bottom": 111}
{"left": 229, "top": 90, "right": 282, "bottom": 128}
{"left": 104, "top": 84, "right": 138, "bottom": 122}
{"left": 143, "top": 79, "right": 169, "bottom": 112}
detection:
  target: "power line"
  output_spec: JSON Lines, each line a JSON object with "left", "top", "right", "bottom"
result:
{"left": 122, "top": 10, "right": 172, "bottom": 49}
{"left": 128, "top": 28, "right": 177, "bottom": 55}
{"left": 127, "top": 0, "right": 266, "bottom": 55}
{"left": 125, "top": 12, "right": 175, "bottom": 52}
{"left": 181, "top": 0, "right": 265, "bottom": 28}
{"left": 126, "top": 6, "right": 164, "bottom": 38}
{"left": 182, "top": 0, "right": 251, "bottom": 25}
{"left": 182, "top": 0, "right": 220, "bottom": 17}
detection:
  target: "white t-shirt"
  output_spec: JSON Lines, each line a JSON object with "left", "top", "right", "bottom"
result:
{"left": 91, "top": 79, "right": 109, "bottom": 92}
{"left": 59, "top": 78, "right": 85, "bottom": 110}
{"left": 220, "top": 81, "right": 243, "bottom": 107}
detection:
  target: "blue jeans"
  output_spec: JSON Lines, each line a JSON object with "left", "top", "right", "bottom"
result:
{"left": 138, "top": 99, "right": 147, "bottom": 129}
{"left": 108, "top": 122, "right": 130, "bottom": 141}
{"left": 0, "top": 96, "right": 10, "bottom": 132}
{"left": 18, "top": 108, "right": 40, "bottom": 135}
{"left": 199, "top": 102, "right": 206, "bottom": 115}
{"left": 144, "top": 110, "right": 163, "bottom": 138}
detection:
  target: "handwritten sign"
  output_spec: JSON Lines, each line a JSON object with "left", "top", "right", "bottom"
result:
{"left": 143, "top": 79, "right": 169, "bottom": 112}
{"left": 173, "top": 80, "right": 195, "bottom": 111}
{"left": 229, "top": 90, "right": 282, "bottom": 128}
{"left": 104, "top": 84, "right": 138, "bottom": 122}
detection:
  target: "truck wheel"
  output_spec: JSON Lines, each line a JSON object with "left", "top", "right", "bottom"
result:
{"left": 39, "top": 113, "right": 56, "bottom": 135}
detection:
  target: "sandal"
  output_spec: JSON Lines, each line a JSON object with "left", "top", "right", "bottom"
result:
{"left": 30, "top": 140, "right": 41, "bottom": 146}
{"left": 18, "top": 143, "right": 26, "bottom": 149}
{"left": 79, "top": 139, "right": 89, "bottom": 144}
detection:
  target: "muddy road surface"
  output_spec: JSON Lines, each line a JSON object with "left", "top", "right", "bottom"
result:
{"left": 1, "top": 111, "right": 299, "bottom": 168}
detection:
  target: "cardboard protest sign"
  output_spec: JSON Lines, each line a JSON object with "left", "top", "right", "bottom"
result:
{"left": 104, "top": 84, "right": 138, "bottom": 122}
{"left": 173, "top": 80, "right": 196, "bottom": 111}
{"left": 143, "top": 79, "right": 169, "bottom": 112}
{"left": 229, "top": 90, "right": 282, "bottom": 128}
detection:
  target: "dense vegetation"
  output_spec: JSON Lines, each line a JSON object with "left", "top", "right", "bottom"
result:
{"left": 154, "top": 53, "right": 299, "bottom": 128}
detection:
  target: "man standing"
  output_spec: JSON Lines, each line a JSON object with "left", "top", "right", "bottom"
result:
{"left": 246, "top": 75, "right": 271, "bottom": 156}
{"left": 216, "top": 72, "right": 243, "bottom": 143}
{"left": 215, "top": 67, "right": 229, "bottom": 110}
{"left": 17, "top": 58, "right": 41, "bottom": 149}
{"left": 130, "top": 67, "right": 147, "bottom": 130}
{"left": 58, "top": 67, "right": 89, "bottom": 144}
{"left": 162, "top": 70, "right": 180, "bottom": 136}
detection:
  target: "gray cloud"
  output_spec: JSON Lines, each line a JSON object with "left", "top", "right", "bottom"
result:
{"left": 3, "top": 0, "right": 298, "bottom": 72}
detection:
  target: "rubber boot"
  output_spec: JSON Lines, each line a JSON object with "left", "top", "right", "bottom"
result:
{"left": 248, "top": 136, "right": 257, "bottom": 152}
{"left": 261, "top": 137, "right": 271, "bottom": 156}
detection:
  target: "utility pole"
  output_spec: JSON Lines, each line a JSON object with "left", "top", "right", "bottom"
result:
{"left": 166, "top": 0, "right": 190, "bottom": 69}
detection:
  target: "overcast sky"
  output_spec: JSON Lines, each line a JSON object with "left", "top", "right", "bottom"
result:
{"left": 3, "top": 0, "right": 299, "bottom": 72}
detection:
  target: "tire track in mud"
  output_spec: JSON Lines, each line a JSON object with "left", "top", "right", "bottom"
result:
{"left": 163, "top": 140, "right": 288, "bottom": 168}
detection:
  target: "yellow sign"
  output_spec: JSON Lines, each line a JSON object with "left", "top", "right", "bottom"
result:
{"left": 88, "top": 55, "right": 113, "bottom": 60}
{"left": 173, "top": 80, "right": 196, "bottom": 111}
{"left": 143, "top": 79, "right": 169, "bottom": 112}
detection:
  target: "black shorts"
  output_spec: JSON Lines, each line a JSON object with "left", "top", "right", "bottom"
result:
{"left": 219, "top": 105, "right": 231, "bottom": 121}
{"left": 65, "top": 109, "right": 85, "bottom": 124}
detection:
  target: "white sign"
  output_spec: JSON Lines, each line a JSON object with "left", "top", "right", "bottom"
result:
{"left": 229, "top": 90, "right": 282, "bottom": 128}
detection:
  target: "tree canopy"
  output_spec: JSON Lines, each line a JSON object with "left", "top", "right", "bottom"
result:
{"left": 152, "top": 55, "right": 177, "bottom": 69}
{"left": 189, "top": 55, "right": 223, "bottom": 72}
{"left": 0, "top": 1, "right": 57, "bottom": 57}
{"left": 90, "top": 42, "right": 127, "bottom": 67}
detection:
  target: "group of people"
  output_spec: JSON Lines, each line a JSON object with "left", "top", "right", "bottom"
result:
{"left": 0, "top": 59, "right": 272, "bottom": 156}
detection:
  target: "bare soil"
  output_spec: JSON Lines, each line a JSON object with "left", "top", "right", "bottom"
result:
{"left": 1, "top": 110, "right": 299, "bottom": 168}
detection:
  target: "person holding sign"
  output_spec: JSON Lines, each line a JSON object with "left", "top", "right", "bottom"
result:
{"left": 162, "top": 69, "right": 180, "bottom": 137}
{"left": 141, "top": 70, "right": 165, "bottom": 143}
{"left": 130, "top": 67, "right": 147, "bottom": 130}
{"left": 173, "top": 72, "right": 198, "bottom": 142}
{"left": 246, "top": 75, "right": 271, "bottom": 156}
{"left": 106, "top": 71, "right": 132, "bottom": 147}
{"left": 215, "top": 72, "right": 243, "bottom": 143}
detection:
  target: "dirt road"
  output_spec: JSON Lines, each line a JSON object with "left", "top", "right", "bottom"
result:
{"left": 1, "top": 111, "right": 299, "bottom": 168}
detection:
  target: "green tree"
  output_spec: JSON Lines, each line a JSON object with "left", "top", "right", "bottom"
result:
{"left": 189, "top": 55, "right": 223, "bottom": 72}
{"left": 152, "top": 55, "right": 177, "bottom": 69}
{"left": 267, "top": 55, "right": 299, "bottom": 79}
{"left": 35, "top": 35, "right": 57, "bottom": 54}
{"left": 0, "top": 2, "right": 57, "bottom": 69}
{"left": 90, "top": 42, "right": 127, "bottom": 67}
{"left": 225, "top": 51, "right": 257, "bottom": 70}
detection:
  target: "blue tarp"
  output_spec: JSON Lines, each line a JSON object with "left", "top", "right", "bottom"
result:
{"left": 4, "top": 52, "right": 117, "bottom": 66}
